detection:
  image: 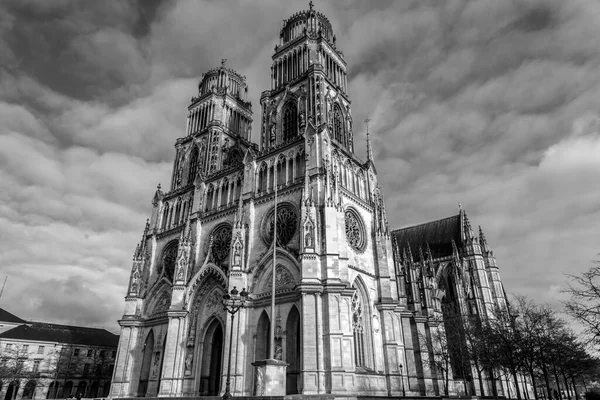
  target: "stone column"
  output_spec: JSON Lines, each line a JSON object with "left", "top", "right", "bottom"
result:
{"left": 158, "top": 311, "right": 187, "bottom": 396}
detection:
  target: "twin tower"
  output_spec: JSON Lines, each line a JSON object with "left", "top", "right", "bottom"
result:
{"left": 110, "top": 4, "right": 512, "bottom": 399}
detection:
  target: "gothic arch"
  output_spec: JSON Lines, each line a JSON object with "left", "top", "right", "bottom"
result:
{"left": 285, "top": 305, "right": 301, "bottom": 394}
{"left": 197, "top": 317, "right": 224, "bottom": 395}
{"left": 188, "top": 144, "right": 199, "bottom": 184}
{"left": 144, "top": 283, "right": 172, "bottom": 318}
{"left": 351, "top": 276, "right": 375, "bottom": 370}
{"left": 186, "top": 265, "right": 228, "bottom": 308}
{"left": 158, "top": 239, "right": 179, "bottom": 281}
{"left": 137, "top": 329, "right": 155, "bottom": 397}
{"left": 249, "top": 248, "right": 300, "bottom": 294}
{"left": 333, "top": 103, "right": 344, "bottom": 144}
{"left": 282, "top": 101, "right": 298, "bottom": 142}
{"left": 255, "top": 310, "right": 271, "bottom": 361}
{"left": 257, "top": 161, "right": 268, "bottom": 193}
{"left": 161, "top": 202, "right": 170, "bottom": 230}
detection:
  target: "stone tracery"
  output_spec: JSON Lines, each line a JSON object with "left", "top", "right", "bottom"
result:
{"left": 345, "top": 209, "right": 366, "bottom": 252}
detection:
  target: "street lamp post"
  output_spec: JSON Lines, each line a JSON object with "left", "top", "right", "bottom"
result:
{"left": 222, "top": 286, "right": 248, "bottom": 400}
{"left": 399, "top": 363, "right": 406, "bottom": 397}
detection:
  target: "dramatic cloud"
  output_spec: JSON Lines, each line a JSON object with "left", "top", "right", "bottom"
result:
{"left": 1, "top": 0, "right": 599, "bottom": 332}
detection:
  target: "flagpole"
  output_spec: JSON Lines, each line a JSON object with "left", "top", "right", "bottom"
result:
{"left": 269, "top": 165, "right": 277, "bottom": 360}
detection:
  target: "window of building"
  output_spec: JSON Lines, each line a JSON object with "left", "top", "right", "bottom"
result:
{"left": 16, "top": 358, "right": 24, "bottom": 370}
{"left": 22, "top": 344, "right": 29, "bottom": 353}
{"left": 189, "top": 145, "right": 199, "bottom": 184}
{"left": 333, "top": 105, "right": 343, "bottom": 144}
{"left": 83, "top": 363, "right": 90, "bottom": 375}
{"left": 37, "top": 346, "right": 45, "bottom": 354}
{"left": 283, "top": 102, "right": 297, "bottom": 142}
{"left": 6, "top": 343, "right": 13, "bottom": 351}
{"left": 32, "top": 360, "right": 41, "bottom": 372}
{"left": 351, "top": 282, "right": 373, "bottom": 369}
{"left": 74, "top": 348, "right": 80, "bottom": 356}
{"left": 99, "top": 350, "right": 105, "bottom": 358}
{"left": 95, "top": 364, "right": 102, "bottom": 375}
{"left": 87, "top": 349, "right": 93, "bottom": 357}
{"left": 69, "top": 363, "right": 76, "bottom": 371}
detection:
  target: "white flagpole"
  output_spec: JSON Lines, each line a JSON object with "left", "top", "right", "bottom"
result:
{"left": 269, "top": 163, "right": 278, "bottom": 359}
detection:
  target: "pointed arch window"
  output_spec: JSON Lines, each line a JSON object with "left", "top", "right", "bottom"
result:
{"left": 277, "top": 156, "right": 286, "bottom": 185}
{"left": 333, "top": 105, "right": 344, "bottom": 144}
{"left": 258, "top": 163, "right": 268, "bottom": 193}
{"left": 351, "top": 285, "right": 373, "bottom": 368}
{"left": 283, "top": 102, "right": 298, "bottom": 143}
{"left": 206, "top": 185, "right": 214, "bottom": 212}
{"left": 161, "top": 203, "right": 169, "bottom": 230}
{"left": 220, "top": 179, "right": 229, "bottom": 208}
{"left": 189, "top": 146, "right": 199, "bottom": 184}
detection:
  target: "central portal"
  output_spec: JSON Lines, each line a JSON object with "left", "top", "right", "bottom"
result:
{"left": 199, "top": 319, "right": 224, "bottom": 396}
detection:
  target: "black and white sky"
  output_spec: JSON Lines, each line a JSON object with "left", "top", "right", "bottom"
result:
{"left": 1, "top": 0, "right": 599, "bottom": 333}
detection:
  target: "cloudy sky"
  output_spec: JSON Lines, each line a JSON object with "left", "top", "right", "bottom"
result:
{"left": 1, "top": 0, "right": 599, "bottom": 333}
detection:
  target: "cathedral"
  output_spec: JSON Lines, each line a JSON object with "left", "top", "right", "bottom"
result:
{"left": 110, "top": 4, "right": 517, "bottom": 399}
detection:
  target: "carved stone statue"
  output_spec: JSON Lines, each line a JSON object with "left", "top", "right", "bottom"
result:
{"left": 184, "top": 352, "right": 193, "bottom": 375}
{"left": 255, "top": 367, "right": 264, "bottom": 396}
{"left": 275, "top": 343, "right": 283, "bottom": 361}
{"left": 299, "top": 111, "right": 306, "bottom": 128}
{"left": 304, "top": 228, "right": 313, "bottom": 248}
{"left": 233, "top": 247, "right": 241, "bottom": 266}
{"left": 270, "top": 124, "right": 276, "bottom": 144}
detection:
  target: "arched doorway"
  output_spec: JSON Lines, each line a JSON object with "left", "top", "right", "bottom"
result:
{"left": 199, "top": 318, "right": 224, "bottom": 396}
{"left": 46, "top": 382, "right": 59, "bottom": 399}
{"left": 138, "top": 330, "right": 155, "bottom": 397}
{"left": 255, "top": 311, "right": 271, "bottom": 361}
{"left": 286, "top": 306, "right": 301, "bottom": 394}
{"left": 4, "top": 381, "right": 19, "bottom": 400}
{"left": 22, "top": 381, "right": 37, "bottom": 399}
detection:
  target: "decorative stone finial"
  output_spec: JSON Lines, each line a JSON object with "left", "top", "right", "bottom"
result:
{"left": 365, "top": 117, "right": 374, "bottom": 161}
{"left": 221, "top": 58, "right": 227, "bottom": 67}
{"left": 309, "top": 1, "right": 314, "bottom": 10}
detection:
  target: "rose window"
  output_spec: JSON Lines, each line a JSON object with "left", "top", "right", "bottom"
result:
{"left": 345, "top": 209, "right": 366, "bottom": 252}
{"left": 262, "top": 203, "right": 298, "bottom": 246}
{"left": 211, "top": 224, "right": 232, "bottom": 265}
{"left": 161, "top": 240, "right": 179, "bottom": 280}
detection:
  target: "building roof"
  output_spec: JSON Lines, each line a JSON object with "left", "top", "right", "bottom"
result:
{"left": 0, "top": 308, "right": 28, "bottom": 324}
{"left": 0, "top": 322, "right": 119, "bottom": 348}
{"left": 392, "top": 213, "right": 462, "bottom": 260}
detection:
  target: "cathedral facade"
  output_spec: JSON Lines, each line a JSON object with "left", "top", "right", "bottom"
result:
{"left": 110, "top": 5, "right": 517, "bottom": 399}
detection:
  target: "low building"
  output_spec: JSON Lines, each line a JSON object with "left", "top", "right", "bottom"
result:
{"left": 0, "top": 308, "right": 118, "bottom": 400}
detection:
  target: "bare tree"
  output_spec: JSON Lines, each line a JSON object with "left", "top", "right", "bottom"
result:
{"left": 564, "top": 262, "right": 600, "bottom": 347}
{"left": 0, "top": 345, "right": 43, "bottom": 400}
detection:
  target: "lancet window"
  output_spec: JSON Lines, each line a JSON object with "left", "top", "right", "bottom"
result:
{"left": 283, "top": 102, "right": 297, "bottom": 143}
{"left": 205, "top": 184, "right": 215, "bottom": 212}
{"left": 352, "top": 285, "right": 369, "bottom": 368}
{"left": 161, "top": 203, "right": 170, "bottom": 230}
{"left": 220, "top": 179, "right": 229, "bottom": 208}
{"left": 189, "top": 145, "right": 199, "bottom": 184}
{"left": 258, "top": 163, "right": 268, "bottom": 193}
{"left": 333, "top": 105, "right": 343, "bottom": 144}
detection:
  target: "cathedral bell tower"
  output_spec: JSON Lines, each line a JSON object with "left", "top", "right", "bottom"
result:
{"left": 260, "top": 1, "right": 352, "bottom": 153}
